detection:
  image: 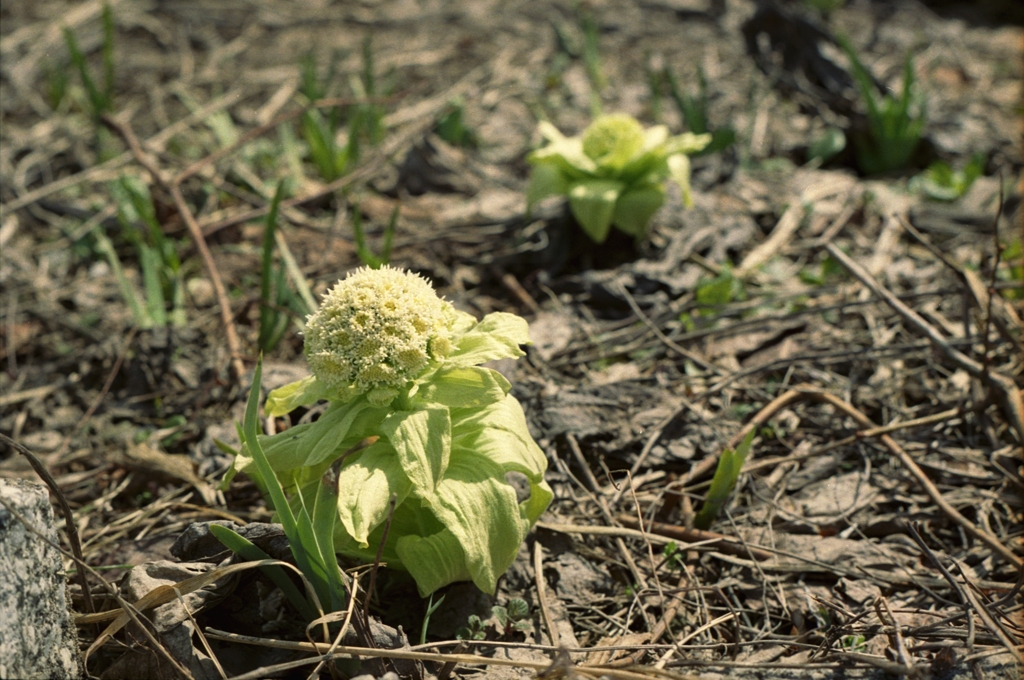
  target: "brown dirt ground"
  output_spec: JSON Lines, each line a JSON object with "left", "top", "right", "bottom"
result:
{"left": 1, "top": 0, "right": 1022, "bottom": 678}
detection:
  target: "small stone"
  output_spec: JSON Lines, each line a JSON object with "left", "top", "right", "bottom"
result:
{"left": 186, "top": 278, "right": 216, "bottom": 307}
{"left": 0, "top": 478, "right": 84, "bottom": 679}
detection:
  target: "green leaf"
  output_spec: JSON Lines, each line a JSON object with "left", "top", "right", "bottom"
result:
{"left": 450, "top": 394, "right": 548, "bottom": 480}
{"left": 420, "top": 453, "right": 529, "bottom": 594}
{"left": 417, "top": 366, "right": 511, "bottom": 408}
{"left": 522, "top": 478, "right": 554, "bottom": 526}
{"left": 666, "top": 154, "right": 696, "bottom": 208}
{"left": 529, "top": 121, "right": 597, "bottom": 175}
{"left": 694, "top": 429, "right": 756, "bottom": 530}
{"left": 242, "top": 358, "right": 325, "bottom": 610}
{"left": 335, "top": 440, "right": 411, "bottom": 547}
{"left": 208, "top": 524, "right": 319, "bottom": 622}
{"left": 265, "top": 375, "right": 330, "bottom": 417}
{"left": 448, "top": 312, "right": 529, "bottom": 366}
{"left": 310, "top": 466, "right": 349, "bottom": 612}
{"left": 612, "top": 184, "right": 665, "bottom": 238}
{"left": 568, "top": 179, "right": 624, "bottom": 243}
{"left": 380, "top": 407, "right": 451, "bottom": 492}
{"left": 664, "top": 132, "right": 712, "bottom": 156}
{"left": 396, "top": 529, "right": 473, "bottom": 597}
{"left": 303, "top": 400, "right": 374, "bottom": 467}
{"left": 526, "top": 163, "right": 569, "bottom": 214}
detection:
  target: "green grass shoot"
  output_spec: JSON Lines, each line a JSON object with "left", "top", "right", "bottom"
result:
{"left": 258, "top": 181, "right": 312, "bottom": 352}
{"left": 62, "top": 3, "right": 115, "bottom": 122}
{"left": 102, "top": 176, "right": 186, "bottom": 329}
{"left": 350, "top": 200, "right": 396, "bottom": 269}
{"left": 227, "top": 357, "right": 350, "bottom": 619}
{"left": 694, "top": 429, "right": 756, "bottom": 530}
{"left": 435, "top": 98, "right": 478, "bottom": 148}
{"left": 839, "top": 37, "right": 925, "bottom": 175}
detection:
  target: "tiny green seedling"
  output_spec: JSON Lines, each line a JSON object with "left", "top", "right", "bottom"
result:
{"left": 435, "top": 98, "right": 478, "bottom": 148}
{"left": 527, "top": 113, "right": 710, "bottom": 243}
{"left": 492, "top": 598, "right": 533, "bottom": 637}
{"left": 680, "top": 265, "right": 747, "bottom": 331}
{"left": 911, "top": 153, "right": 985, "bottom": 201}
{"left": 694, "top": 429, "right": 756, "bottom": 530}
{"left": 798, "top": 253, "right": 844, "bottom": 286}
{"left": 224, "top": 266, "right": 552, "bottom": 597}
{"left": 807, "top": 127, "right": 847, "bottom": 165}
{"left": 456, "top": 598, "right": 532, "bottom": 640}
{"left": 839, "top": 37, "right": 925, "bottom": 175}
{"left": 998, "top": 240, "right": 1023, "bottom": 301}
{"left": 456, "top": 615, "right": 488, "bottom": 641}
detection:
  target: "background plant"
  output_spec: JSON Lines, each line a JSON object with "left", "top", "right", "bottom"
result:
{"left": 258, "top": 181, "right": 313, "bottom": 353}
{"left": 840, "top": 37, "right": 925, "bottom": 175}
{"left": 527, "top": 113, "right": 710, "bottom": 243}
{"left": 456, "top": 598, "right": 532, "bottom": 640}
{"left": 91, "top": 176, "right": 187, "bottom": 329}
{"left": 911, "top": 153, "right": 985, "bottom": 201}
{"left": 663, "top": 64, "right": 736, "bottom": 156}
{"left": 298, "top": 37, "right": 387, "bottom": 183}
{"left": 61, "top": 3, "right": 118, "bottom": 159}
{"left": 349, "top": 199, "right": 397, "bottom": 269}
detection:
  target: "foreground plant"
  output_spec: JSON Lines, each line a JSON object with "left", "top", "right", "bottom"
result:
{"left": 225, "top": 266, "right": 552, "bottom": 596}
{"left": 526, "top": 113, "right": 710, "bottom": 243}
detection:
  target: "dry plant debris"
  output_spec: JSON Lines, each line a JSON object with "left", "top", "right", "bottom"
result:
{"left": 1, "top": 0, "right": 1022, "bottom": 678}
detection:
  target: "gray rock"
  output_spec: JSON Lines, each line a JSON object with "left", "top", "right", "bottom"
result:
{"left": 0, "top": 477, "right": 84, "bottom": 680}
{"left": 102, "top": 561, "right": 226, "bottom": 680}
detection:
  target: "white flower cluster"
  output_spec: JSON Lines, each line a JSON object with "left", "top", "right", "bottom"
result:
{"left": 304, "top": 266, "right": 456, "bottom": 405}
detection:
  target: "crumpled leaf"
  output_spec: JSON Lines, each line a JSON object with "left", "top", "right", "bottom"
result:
{"left": 417, "top": 366, "right": 510, "bottom": 409}
{"left": 450, "top": 394, "right": 547, "bottom": 480}
{"left": 379, "top": 407, "right": 451, "bottom": 492}
{"left": 448, "top": 312, "right": 530, "bottom": 366}
{"left": 334, "top": 440, "right": 412, "bottom": 547}
{"left": 419, "top": 453, "right": 528, "bottom": 594}
{"left": 395, "top": 528, "right": 473, "bottom": 597}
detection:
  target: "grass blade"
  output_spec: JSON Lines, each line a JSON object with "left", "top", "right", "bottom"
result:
{"left": 208, "top": 524, "right": 319, "bottom": 622}
{"left": 243, "top": 357, "right": 323, "bottom": 614}
{"left": 259, "top": 180, "right": 286, "bottom": 351}
{"left": 694, "top": 429, "right": 756, "bottom": 530}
